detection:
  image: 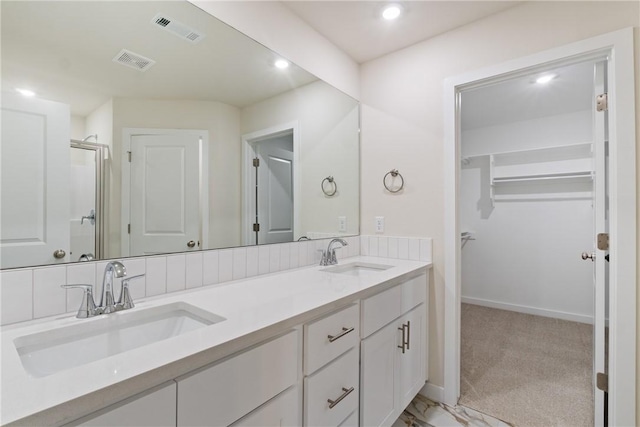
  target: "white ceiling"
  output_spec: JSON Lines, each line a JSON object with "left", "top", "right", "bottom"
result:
{"left": 281, "top": 1, "right": 522, "bottom": 63}
{"left": 1, "top": 1, "right": 318, "bottom": 116}
{"left": 461, "top": 60, "right": 596, "bottom": 130}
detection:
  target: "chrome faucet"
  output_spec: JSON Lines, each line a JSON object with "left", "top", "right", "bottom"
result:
{"left": 320, "top": 238, "right": 348, "bottom": 266}
{"left": 62, "top": 261, "right": 144, "bottom": 318}
{"left": 99, "top": 261, "right": 127, "bottom": 314}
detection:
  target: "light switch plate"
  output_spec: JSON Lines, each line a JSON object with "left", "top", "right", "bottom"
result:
{"left": 375, "top": 216, "right": 384, "bottom": 233}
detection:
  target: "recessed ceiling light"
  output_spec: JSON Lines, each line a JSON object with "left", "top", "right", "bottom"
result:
{"left": 274, "top": 59, "right": 289, "bottom": 69}
{"left": 382, "top": 4, "right": 402, "bottom": 20}
{"left": 16, "top": 88, "right": 35, "bottom": 97}
{"left": 536, "top": 74, "right": 556, "bottom": 84}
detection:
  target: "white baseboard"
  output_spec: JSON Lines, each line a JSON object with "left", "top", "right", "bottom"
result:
{"left": 462, "top": 296, "right": 593, "bottom": 324}
{"left": 419, "top": 382, "right": 444, "bottom": 403}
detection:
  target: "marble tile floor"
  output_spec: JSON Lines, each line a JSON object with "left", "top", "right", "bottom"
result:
{"left": 393, "top": 394, "right": 514, "bottom": 427}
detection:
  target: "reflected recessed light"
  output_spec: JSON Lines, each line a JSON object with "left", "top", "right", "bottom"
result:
{"left": 16, "top": 88, "right": 35, "bottom": 97}
{"left": 274, "top": 59, "right": 289, "bottom": 69}
{"left": 536, "top": 74, "right": 556, "bottom": 84}
{"left": 382, "top": 4, "right": 402, "bottom": 20}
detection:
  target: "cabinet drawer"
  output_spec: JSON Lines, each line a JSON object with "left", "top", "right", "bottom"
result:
{"left": 361, "top": 285, "right": 401, "bottom": 338}
{"left": 231, "top": 386, "right": 300, "bottom": 427}
{"left": 304, "top": 348, "right": 359, "bottom": 427}
{"left": 401, "top": 274, "right": 427, "bottom": 313}
{"left": 177, "top": 330, "right": 299, "bottom": 426}
{"left": 305, "top": 303, "right": 359, "bottom": 375}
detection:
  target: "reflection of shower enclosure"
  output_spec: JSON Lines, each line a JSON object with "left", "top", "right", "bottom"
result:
{"left": 70, "top": 141, "right": 106, "bottom": 261}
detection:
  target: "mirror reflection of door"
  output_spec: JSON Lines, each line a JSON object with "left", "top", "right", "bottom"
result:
{"left": 253, "top": 133, "right": 294, "bottom": 245}
{"left": 69, "top": 144, "right": 97, "bottom": 261}
{"left": 1, "top": 92, "right": 70, "bottom": 268}
{"left": 125, "top": 129, "right": 208, "bottom": 257}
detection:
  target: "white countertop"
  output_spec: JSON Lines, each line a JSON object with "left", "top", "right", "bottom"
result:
{"left": 1, "top": 256, "right": 430, "bottom": 426}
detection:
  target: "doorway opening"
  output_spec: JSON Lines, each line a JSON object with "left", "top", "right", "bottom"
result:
{"left": 443, "top": 28, "right": 636, "bottom": 426}
{"left": 242, "top": 122, "right": 300, "bottom": 245}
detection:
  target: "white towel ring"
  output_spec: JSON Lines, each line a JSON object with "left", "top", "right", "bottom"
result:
{"left": 383, "top": 169, "right": 404, "bottom": 193}
{"left": 322, "top": 176, "right": 337, "bottom": 196}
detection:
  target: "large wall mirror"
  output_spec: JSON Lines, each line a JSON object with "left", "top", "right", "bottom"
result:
{"left": 1, "top": 1, "right": 360, "bottom": 270}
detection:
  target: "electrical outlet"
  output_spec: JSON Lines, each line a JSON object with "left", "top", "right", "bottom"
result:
{"left": 375, "top": 216, "right": 385, "bottom": 233}
{"left": 338, "top": 216, "right": 347, "bottom": 232}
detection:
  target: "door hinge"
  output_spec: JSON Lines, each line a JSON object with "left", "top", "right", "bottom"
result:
{"left": 253, "top": 158, "right": 260, "bottom": 167}
{"left": 596, "top": 93, "right": 608, "bottom": 112}
{"left": 127, "top": 151, "right": 132, "bottom": 162}
{"left": 597, "top": 233, "right": 609, "bottom": 250}
{"left": 253, "top": 223, "right": 260, "bottom": 232}
{"left": 596, "top": 372, "right": 608, "bottom": 392}
{"left": 127, "top": 224, "right": 131, "bottom": 234}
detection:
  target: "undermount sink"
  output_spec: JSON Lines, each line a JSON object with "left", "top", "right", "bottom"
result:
{"left": 322, "top": 262, "right": 393, "bottom": 277}
{"left": 14, "top": 302, "right": 225, "bottom": 378}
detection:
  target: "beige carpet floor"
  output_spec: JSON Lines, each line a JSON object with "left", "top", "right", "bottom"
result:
{"left": 459, "top": 304, "right": 593, "bottom": 427}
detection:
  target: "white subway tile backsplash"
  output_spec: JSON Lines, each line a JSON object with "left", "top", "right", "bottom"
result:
{"left": 66, "top": 263, "right": 96, "bottom": 313}
{"left": 232, "top": 248, "right": 247, "bottom": 280}
{"left": 279, "top": 244, "right": 290, "bottom": 271}
{"left": 121, "top": 259, "right": 146, "bottom": 300}
{"left": 33, "top": 266, "right": 66, "bottom": 319}
{"left": 398, "top": 238, "right": 409, "bottom": 260}
{"left": 202, "top": 251, "right": 219, "bottom": 286}
{"left": 0, "top": 269, "right": 32, "bottom": 325}
{"left": 378, "top": 237, "right": 389, "bottom": 258}
{"left": 409, "top": 239, "right": 420, "bottom": 261}
{"left": 298, "top": 241, "right": 309, "bottom": 266}
{"left": 368, "top": 237, "right": 379, "bottom": 257}
{"left": 360, "top": 236, "right": 370, "bottom": 256}
{"left": 420, "top": 239, "right": 432, "bottom": 262}
{"left": 388, "top": 238, "right": 399, "bottom": 259}
{"left": 145, "top": 257, "right": 167, "bottom": 297}
{"left": 246, "top": 247, "right": 259, "bottom": 278}
{"left": 258, "top": 245, "right": 270, "bottom": 275}
{"left": 352, "top": 236, "right": 360, "bottom": 258}
{"left": 185, "top": 253, "right": 203, "bottom": 289}
{"left": 269, "top": 245, "right": 281, "bottom": 273}
{"left": 218, "top": 250, "right": 233, "bottom": 283}
{"left": 289, "top": 243, "right": 299, "bottom": 269}
{"left": 166, "top": 255, "right": 186, "bottom": 293}
{"left": 308, "top": 241, "right": 318, "bottom": 265}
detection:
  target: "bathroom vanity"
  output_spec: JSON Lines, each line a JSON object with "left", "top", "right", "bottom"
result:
{"left": 1, "top": 256, "right": 430, "bottom": 427}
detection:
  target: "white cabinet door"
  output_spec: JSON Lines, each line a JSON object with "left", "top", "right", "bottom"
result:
{"left": 1, "top": 92, "right": 70, "bottom": 268}
{"left": 232, "top": 386, "right": 300, "bottom": 427}
{"left": 360, "top": 321, "right": 398, "bottom": 427}
{"left": 397, "top": 304, "right": 426, "bottom": 410}
{"left": 67, "top": 382, "right": 176, "bottom": 427}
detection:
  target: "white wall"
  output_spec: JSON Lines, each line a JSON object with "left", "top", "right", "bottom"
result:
{"left": 70, "top": 115, "right": 85, "bottom": 141}
{"left": 460, "top": 111, "right": 594, "bottom": 323}
{"left": 189, "top": 0, "right": 360, "bottom": 100}
{"left": 359, "top": 1, "right": 639, "bottom": 388}
{"left": 241, "top": 81, "right": 360, "bottom": 237}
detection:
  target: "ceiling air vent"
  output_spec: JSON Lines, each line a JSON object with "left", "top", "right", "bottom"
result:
{"left": 112, "top": 49, "right": 156, "bottom": 72}
{"left": 151, "top": 13, "right": 205, "bottom": 44}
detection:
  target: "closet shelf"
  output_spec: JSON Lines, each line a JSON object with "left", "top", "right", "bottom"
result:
{"left": 487, "top": 142, "right": 594, "bottom": 204}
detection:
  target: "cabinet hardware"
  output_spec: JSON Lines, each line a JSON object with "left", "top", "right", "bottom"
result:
{"left": 398, "top": 321, "right": 410, "bottom": 353}
{"left": 327, "top": 326, "right": 354, "bottom": 343}
{"left": 327, "top": 387, "right": 354, "bottom": 409}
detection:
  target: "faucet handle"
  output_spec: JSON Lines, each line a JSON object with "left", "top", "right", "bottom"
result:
{"left": 61, "top": 284, "right": 98, "bottom": 318}
{"left": 317, "top": 249, "right": 328, "bottom": 266}
{"left": 117, "top": 274, "right": 145, "bottom": 310}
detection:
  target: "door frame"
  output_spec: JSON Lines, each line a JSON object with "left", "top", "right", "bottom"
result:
{"left": 70, "top": 140, "right": 108, "bottom": 260}
{"left": 241, "top": 121, "right": 300, "bottom": 245}
{"left": 443, "top": 28, "right": 636, "bottom": 425}
{"left": 121, "top": 128, "right": 209, "bottom": 256}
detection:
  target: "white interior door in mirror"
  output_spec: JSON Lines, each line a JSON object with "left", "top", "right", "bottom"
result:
{"left": 128, "top": 131, "right": 204, "bottom": 256}
{"left": 256, "top": 137, "right": 294, "bottom": 244}
{"left": 1, "top": 92, "right": 70, "bottom": 268}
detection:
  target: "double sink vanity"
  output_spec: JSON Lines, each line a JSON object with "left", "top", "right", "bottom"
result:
{"left": 1, "top": 255, "right": 431, "bottom": 427}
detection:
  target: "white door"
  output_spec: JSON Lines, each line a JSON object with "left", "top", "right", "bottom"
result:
{"left": 256, "top": 141, "right": 294, "bottom": 245}
{"left": 591, "top": 60, "right": 608, "bottom": 427}
{"left": 1, "top": 92, "right": 70, "bottom": 268}
{"left": 129, "top": 133, "right": 201, "bottom": 256}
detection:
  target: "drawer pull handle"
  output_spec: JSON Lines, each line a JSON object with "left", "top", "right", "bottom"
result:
{"left": 406, "top": 320, "right": 411, "bottom": 350}
{"left": 398, "top": 321, "right": 410, "bottom": 353}
{"left": 327, "top": 387, "right": 354, "bottom": 409}
{"left": 328, "top": 326, "right": 354, "bottom": 343}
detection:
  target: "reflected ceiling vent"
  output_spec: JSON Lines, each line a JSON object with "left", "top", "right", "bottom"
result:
{"left": 151, "top": 13, "right": 205, "bottom": 44}
{"left": 112, "top": 49, "right": 156, "bottom": 72}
